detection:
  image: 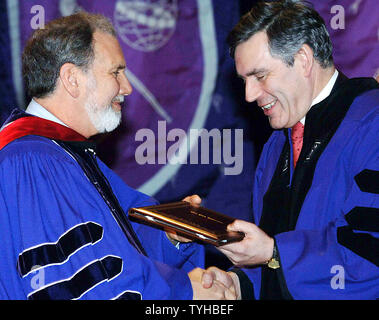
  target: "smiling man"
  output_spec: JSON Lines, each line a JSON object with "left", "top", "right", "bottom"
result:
{"left": 0, "top": 12, "right": 235, "bottom": 300}
{"left": 234, "top": 30, "right": 336, "bottom": 130}
{"left": 23, "top": 19, "right": 131, "bottom": 139}
{"left": 81, "top": 32, "right": 128, "bottom": 135}
{"left": 204, "top": 0, "right": 379, "bottom": 300}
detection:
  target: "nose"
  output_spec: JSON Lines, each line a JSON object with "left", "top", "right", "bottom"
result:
{"left": 245, "top": 78, "right": 263, "bottom": 103}
{"left": 119, "top": 71, "right": 133, "bottom": 96}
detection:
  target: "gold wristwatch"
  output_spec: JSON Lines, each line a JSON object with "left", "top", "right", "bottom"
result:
{"left": 267, "top": 242, "right": 280, "bottom": 269}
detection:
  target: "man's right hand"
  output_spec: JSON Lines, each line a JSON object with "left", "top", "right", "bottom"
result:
{"left": 201, "top": 267, "right": 241, "bottom": 300}
{"left": 188, "top": 268, "right": 237, "bottom": 300}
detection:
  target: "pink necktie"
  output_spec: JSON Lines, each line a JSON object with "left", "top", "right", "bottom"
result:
{"left": 291, "top": 122, "right": 304, "bottom": 168}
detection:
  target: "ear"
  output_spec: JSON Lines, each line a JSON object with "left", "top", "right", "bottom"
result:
{"left": 59, "top": 63, "right": 81, "bottom": 98}
{"left": 295, "top": 44, "right": 314, "bottom": 78}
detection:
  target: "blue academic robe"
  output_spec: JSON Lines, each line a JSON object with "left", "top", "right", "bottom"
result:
{"left": 0, "top": 115, "right": 204, "bottom": 300}
{"left": 242, "top": 76, "right": 379, "bottom": 299}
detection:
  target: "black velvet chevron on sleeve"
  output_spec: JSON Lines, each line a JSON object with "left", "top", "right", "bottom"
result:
{"left": 337, "top": 169, "right": 379, "bottom": 267}
{"left": 354, "top": 169, "right": 379, "bottom": 194}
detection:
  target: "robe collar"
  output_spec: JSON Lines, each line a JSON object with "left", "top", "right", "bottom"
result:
{"left": 0, "top": 109, "right": 93, "bottom": 151}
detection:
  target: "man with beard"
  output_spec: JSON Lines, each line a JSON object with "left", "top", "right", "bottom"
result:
{"left": 0, "top": 12, "right": 235, "bottom": 300}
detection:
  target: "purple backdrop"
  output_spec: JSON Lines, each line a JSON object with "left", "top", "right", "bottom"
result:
{"left": 310, "top": 0, "right": 378, "bottom": 78}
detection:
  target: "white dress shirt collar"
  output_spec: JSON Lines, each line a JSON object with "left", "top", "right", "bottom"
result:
{"left": 300, "top": 69, "right": 339, "bottom": 125}
{"left": 25, "top": 99, "right": 68, "bottom": 127}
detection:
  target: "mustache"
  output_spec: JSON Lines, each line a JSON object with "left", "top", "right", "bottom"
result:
{"left": 112, "top": 95, "right": 125, "bottom": 103}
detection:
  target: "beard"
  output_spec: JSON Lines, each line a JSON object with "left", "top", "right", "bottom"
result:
{"left": 84, "top": 75, "right": 123, "bottom": 134}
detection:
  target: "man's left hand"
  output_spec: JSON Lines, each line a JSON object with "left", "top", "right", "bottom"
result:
{"left": 218, "top": 219, "right": 274, "bottom": 266}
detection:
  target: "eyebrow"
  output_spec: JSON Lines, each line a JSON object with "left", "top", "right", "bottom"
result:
{"left": 113, "top": 64, "right": 126, "bottom": 71}
{"left": 238, "top": 68, "right": 267, "bottom": 79}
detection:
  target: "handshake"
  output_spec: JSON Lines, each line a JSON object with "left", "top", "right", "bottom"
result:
{"left": 174, "top": 195, "right": 276, "bottom": 300}
{"left": 188, "top": 267, "right": 241, "bottom": 300}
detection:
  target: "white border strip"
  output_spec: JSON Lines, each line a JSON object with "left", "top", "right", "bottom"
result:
{"left": 27, "top": 255, "right": 123, "bottom": 300}
{"left": 111, "top": 290, "right": 142, "bottom": 300}
{"left": 19, "top": 221, "right": 103, "bottom": 278}
{"left": 138, "top": 0, "right": 218, "bottom": 195}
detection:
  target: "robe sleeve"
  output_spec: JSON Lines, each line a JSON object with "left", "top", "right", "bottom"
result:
{"left": 97, "top": 159, "right": 206, "bottom": 273}
{"left": 0, "top": 136, "right": 202, "bottom": 300}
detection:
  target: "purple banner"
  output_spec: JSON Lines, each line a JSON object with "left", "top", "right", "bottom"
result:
{"left": 310, "top": 0, "right": 379, "bottom": 78}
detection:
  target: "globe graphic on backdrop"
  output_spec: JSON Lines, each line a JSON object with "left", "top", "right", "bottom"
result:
{"left": 114, "top": 0, "right": 178, "bottom": 52}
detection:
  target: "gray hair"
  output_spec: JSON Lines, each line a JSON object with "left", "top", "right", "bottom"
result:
{"left": 22, "top": 11, "right": 117, "bottom": 98}
{"left": 227, "top": 0, "right": 334, "bottom": 69}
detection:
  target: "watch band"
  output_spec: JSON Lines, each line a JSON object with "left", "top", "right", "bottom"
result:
{"left": 266, "top": 240, "right": 280, "bottom": 269}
